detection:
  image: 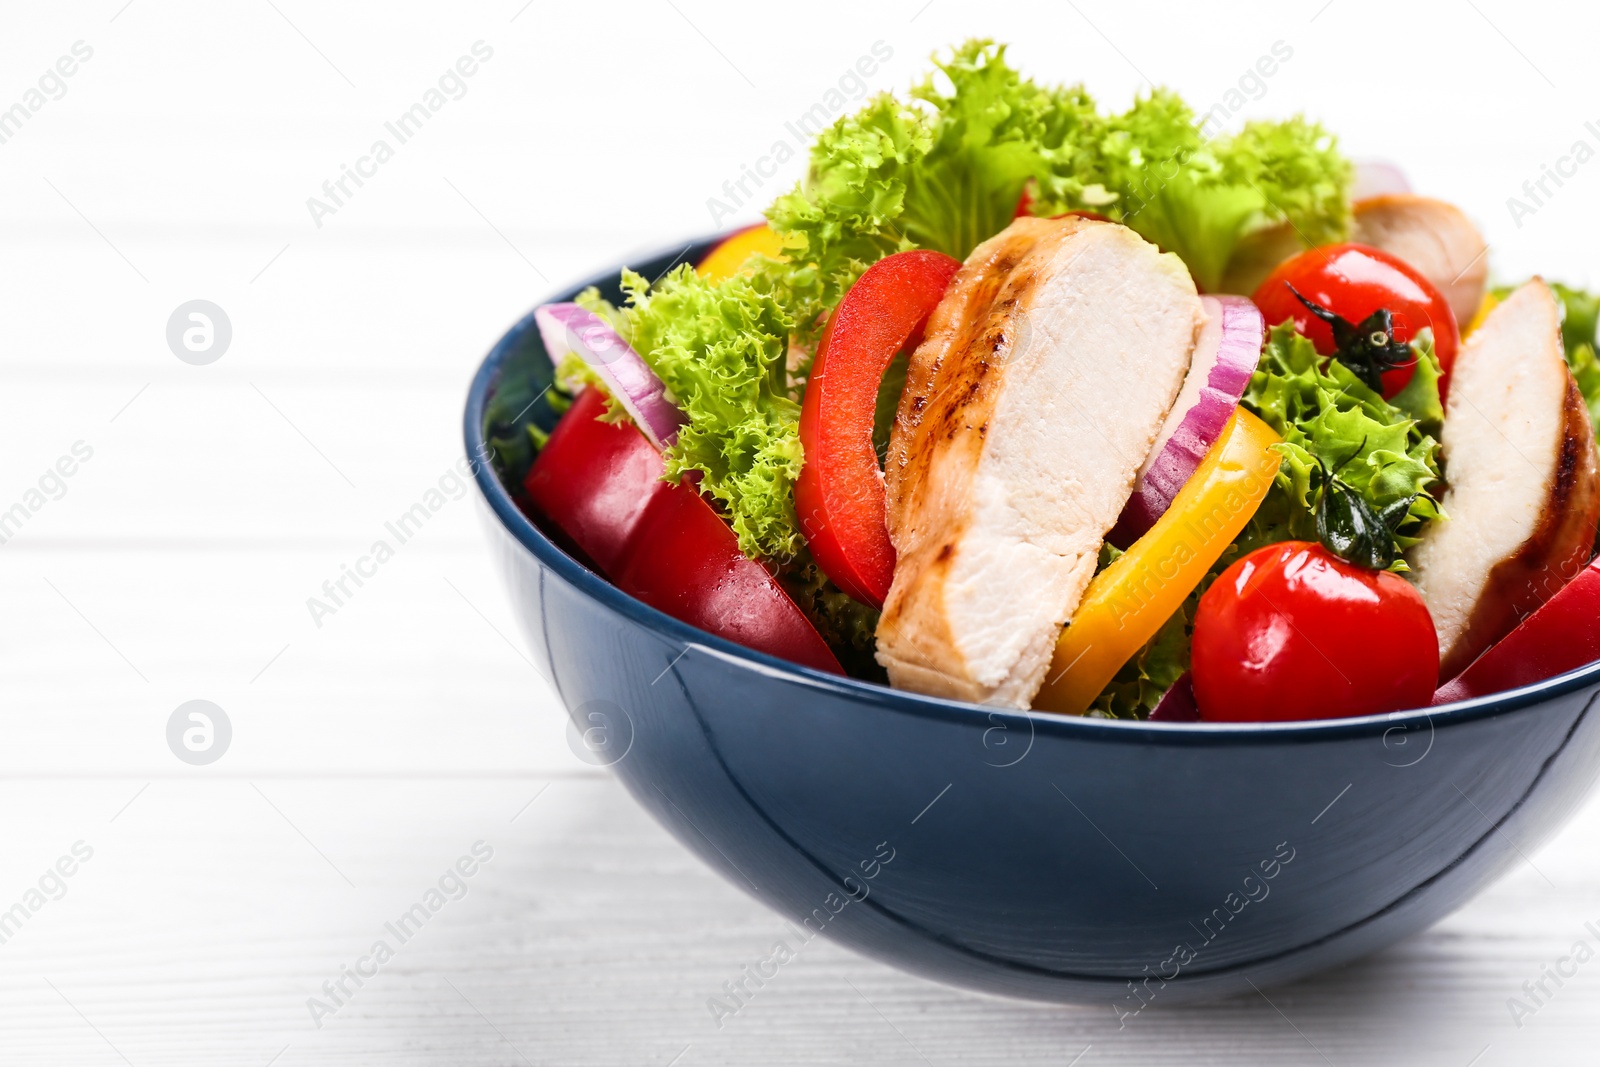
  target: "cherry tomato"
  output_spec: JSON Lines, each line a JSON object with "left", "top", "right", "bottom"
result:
{"left": 1252, "top": 243, "right": 1459, "bottom": 399}
{"left": 795, "top": 249, "right": 961, "bottom": 608}
{"left": 1191, "top": 541, "right": 1439, "bottom": 722}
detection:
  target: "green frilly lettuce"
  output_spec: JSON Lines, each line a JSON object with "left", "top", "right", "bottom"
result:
{"left": 769, "top": 38, "right": 1350, "bottom": 336}
{"left": 1087, "top": 108, "right": 1350, "bottom": 295}
{"left": 766, "top": 41, "right": 1105, "bottom": 342}
{"left": 1497, "top": 280, "right": 1600, "bottom": 434}
{"left": 584, "top": 266, "right": 805, "bottom": 561}
{"left": 1237, "top": 324, "right": 1444, "bottom": 565}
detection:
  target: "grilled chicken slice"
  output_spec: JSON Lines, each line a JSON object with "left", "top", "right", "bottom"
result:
{"left": 1410, "top": 279, "right": 1600, "bottom": 679}
{"left": 1352, "top": 195, "right": 1489, "bottom": 326}
{"left": 876, "top": 217, "right": 1204, "bottom": 706}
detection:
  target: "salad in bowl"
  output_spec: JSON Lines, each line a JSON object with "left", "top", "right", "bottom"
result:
{"left": 495, "top": 40, "right": 1600, "bottom": 726}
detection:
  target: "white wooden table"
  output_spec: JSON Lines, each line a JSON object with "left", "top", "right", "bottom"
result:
{"left": 5, "top": 1, "right": 1600, "bottom": 1062}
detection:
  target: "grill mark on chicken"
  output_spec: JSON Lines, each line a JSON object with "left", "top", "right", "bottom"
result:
{"left": 1449, "top": 378, "right": 1600, "bottom": 674}
{"left": 875, "top": 221, "right": 1065, "bottom": 646}
{"left": 887, "top": 220, "right": 1059, "bottom": 545}
{"left": 875, "top": 216, "right": 1203, "bottom": 705}
{"left": 1410, "top": 278, "right": 1600, "bottom": 679}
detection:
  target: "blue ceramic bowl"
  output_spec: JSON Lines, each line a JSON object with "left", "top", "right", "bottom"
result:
{"left": 465, "top": 233, "right": 1600, "bottom": 1005}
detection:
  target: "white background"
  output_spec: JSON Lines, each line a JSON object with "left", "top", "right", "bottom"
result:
{"left": 2, "top": 1, "right": 1598, "bottom": 1063}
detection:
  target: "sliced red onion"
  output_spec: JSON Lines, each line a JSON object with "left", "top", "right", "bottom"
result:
{"left": 1149, "top": 673, "right": 1200, "bottom": 722}
{"left": 1110, "top": 295, "right": 1264, "bottom": 546}
{"left": 1351, "top": 160, "right": 1412, "bottom": 202}
{"left": 534, "top": 302, "right": 685, "bottom": 451}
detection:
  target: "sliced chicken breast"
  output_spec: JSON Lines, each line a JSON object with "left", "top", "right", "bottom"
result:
{"left": 1410, "top": 279, "right": 1600, "bottom": 679}
{"left": 876, "top": 217, "right": 1203, "bottom": 706}
{"left": 1352, "top": 195, "right": 1489, "bottom": 327}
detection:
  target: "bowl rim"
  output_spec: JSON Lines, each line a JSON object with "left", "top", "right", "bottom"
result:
{"left": 462, "top": 233, "right": 1600, "bottom": 745}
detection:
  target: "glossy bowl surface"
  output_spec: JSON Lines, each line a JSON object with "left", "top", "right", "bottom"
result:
{"left": 465, "top": 233, "right": 1600, "bottom": 1004}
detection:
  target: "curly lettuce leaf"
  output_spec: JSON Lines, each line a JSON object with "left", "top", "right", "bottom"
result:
{"left": 764, "top": 94, "right": 927, "bottom": 349}
{"left": 1239, "top": 324, "right": 1444, "bottom": 567}
{"left": 1387, "top": 331, "right": 1445, "bottom": 438}
{"left": 1496, "top": 280, "right": 1600, "bottom": 433}
{"left": 1554, "top": 283, "right": 1600, "bottom": 434}
{"left": 900, "top": 44, "right": 1103, "bottom": 261}
{"left": 1568, "top": 340, "right": 1600, "bottom": 435}
{"left": 782, "top": 557, "right": 882, "bottom": 675}
{"left": 599, "top": 266, "right": 805, "bottom": 561}
{"left": 1550, "top": 281, "right": 1600, "bottom": 354}
{"left": 767, "top": 41, "right": 1101, "bottom": 347}
{"left": 769, "top": 40, "right": 1351, "bottom": 344}
{"left": 1082, "top": 104, "right": 1351, "bottom": 292}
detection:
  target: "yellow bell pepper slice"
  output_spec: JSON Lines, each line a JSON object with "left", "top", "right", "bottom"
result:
{"left": 1034, "top": 408, "right": 1283, "bottom": 715}
{"left": 697, "top": 223, "right": 786, "bottom": 282}
{"left": 1464, "top": 292, "right": 1499, "bottom": 338}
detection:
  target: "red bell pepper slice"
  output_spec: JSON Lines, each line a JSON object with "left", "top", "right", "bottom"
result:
{"left": 1014, "top": 181, "right": 1036, "bottom": 220}
{"left": 795, "top": 249, "right": 961, "bottom": 608}
{"left": 525, "top": 388, "right": 842, "bottom": 674}
{"left": 1433, "top": 555, "right": 1600, "bottom": 704}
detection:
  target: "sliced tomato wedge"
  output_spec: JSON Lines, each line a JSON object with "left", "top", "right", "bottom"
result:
{"left": 525, "top": 388, "right": 842, "bottom": 674}
{"left": 795, "top": 249, "right": 961, "bottom": 608}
